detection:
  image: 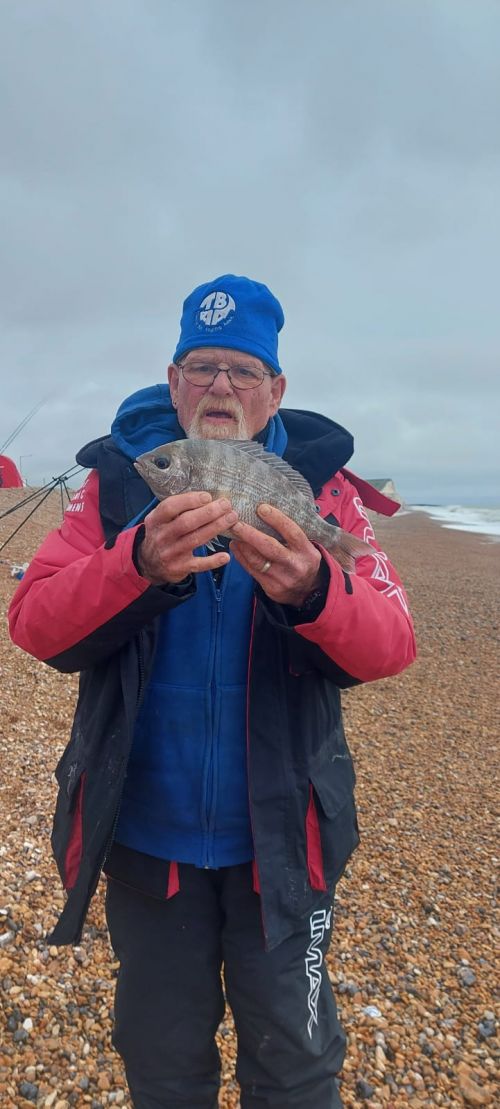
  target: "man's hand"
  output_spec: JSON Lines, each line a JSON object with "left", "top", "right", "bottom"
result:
{"left": 230, "top": 504, "right": 323, "bottom": 607}
{"left": 136, "top": 492, "right": 238, "bottom": 585}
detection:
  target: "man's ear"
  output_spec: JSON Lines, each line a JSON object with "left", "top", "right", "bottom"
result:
{"left": 270, "top": 373, "right": 286, "bottom": 415}
{"left": 168, "top": 363, "right": 179, "bottom": 407}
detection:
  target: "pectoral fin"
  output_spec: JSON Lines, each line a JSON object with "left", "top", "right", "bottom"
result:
{"left": 323, "top": 529, "right": 375, "bottom": 573}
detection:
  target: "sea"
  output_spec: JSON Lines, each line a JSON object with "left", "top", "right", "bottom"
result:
{"left": 409, "top": 505, "right": 500, "bottom": 540}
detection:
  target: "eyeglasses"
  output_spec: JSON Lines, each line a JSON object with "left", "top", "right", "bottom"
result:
{"left": 178, "top": 361, "right": 274, "bottom": 391}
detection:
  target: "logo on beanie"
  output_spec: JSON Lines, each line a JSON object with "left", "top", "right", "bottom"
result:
{"left": 195, "top": 290, "right": 236, "bottom": 330}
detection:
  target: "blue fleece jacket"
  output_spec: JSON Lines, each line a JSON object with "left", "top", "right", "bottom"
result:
{"left": 110, "top": 384, "right": 287, "bottom": 868}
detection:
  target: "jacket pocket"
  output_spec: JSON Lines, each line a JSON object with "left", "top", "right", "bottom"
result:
{"left": 54, "top": 745, "right": 85, "bottom": 807}
{"left": 307, "top": 752, "right": 359, "bottom": 890}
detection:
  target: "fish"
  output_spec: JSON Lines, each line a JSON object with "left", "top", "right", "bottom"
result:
{"left": 134, "top": 438, "right": 374, "bottom": 571}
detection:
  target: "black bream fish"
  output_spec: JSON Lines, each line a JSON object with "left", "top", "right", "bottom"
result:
{"left": 134, "top": 439, "right": 374, "bottom": 571}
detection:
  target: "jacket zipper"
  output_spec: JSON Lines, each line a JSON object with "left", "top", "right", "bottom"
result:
{"left": 246, "top": 598, "right": 269, "bottom": 942}
{"left": 202, "top": 570, "right": 226, "bottom": 866}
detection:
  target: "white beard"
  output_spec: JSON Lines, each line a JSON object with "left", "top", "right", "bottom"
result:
{"left": 186, "top": 400, "right": 249, "bottom": 441}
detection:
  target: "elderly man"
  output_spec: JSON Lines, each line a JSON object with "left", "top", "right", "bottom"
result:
{"left": 9, "top": 275, "right": 415, "bottom": 1109}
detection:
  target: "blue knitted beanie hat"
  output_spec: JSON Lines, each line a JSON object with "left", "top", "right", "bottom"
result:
{"left": 172, "top": 274, "right": 284, "bottom": 375}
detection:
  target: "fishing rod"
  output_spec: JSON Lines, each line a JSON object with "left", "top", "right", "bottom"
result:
{"left": 0, "top": 485, "right": 58, "bottom": 554}
{"left": 0, "top": 398, "right": 49, "bottom": 455}
{"left": 0, "top": 466, "right": 83, "bottom": 522}
{"left": 0, "top": 465, "right": 85, "bottom": 553}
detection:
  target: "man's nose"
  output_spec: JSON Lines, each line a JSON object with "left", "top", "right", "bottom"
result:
{"left": 208, "top": 368, "right": 234, "bottom": 395}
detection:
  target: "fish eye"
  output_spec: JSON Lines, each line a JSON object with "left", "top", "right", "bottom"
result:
{"left": 154, "top": 456, "right": 170, "bottom": 470}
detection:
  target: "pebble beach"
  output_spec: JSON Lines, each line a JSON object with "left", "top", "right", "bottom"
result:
{"left": 0, "top": 491, "right": 498, "bottom": 1108}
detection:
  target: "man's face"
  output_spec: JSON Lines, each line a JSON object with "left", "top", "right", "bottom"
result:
{"left": 168, "top": 347, "right": 286, "bottom": 440}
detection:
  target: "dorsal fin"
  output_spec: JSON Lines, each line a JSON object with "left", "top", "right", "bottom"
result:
{"left": 222, "top": 440, "right": 314, "bottom": 500}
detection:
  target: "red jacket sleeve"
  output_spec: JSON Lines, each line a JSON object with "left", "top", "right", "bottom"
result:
{"left": 295, "top": 472, "right": 416, "bottom": 682}
{"left": 8, "top": 471, "right": 189, "bottom": 669}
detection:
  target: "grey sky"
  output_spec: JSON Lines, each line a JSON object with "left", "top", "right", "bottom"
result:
{"left": 1, "top": 0, "right": 499, "bottom": 504}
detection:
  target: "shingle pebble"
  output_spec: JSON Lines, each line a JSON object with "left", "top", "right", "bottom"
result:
{"left": 18, "top": 1081, "right": 39, "bottom": 1102}
{"left": 477, "top": 1019, "right": 496, "bottom": 1040}
{"left": 355, "top": 1077, "right": 375, "bottom": 1099}
{"left": 457, "top": 966, "right": 476, "bottom": 987}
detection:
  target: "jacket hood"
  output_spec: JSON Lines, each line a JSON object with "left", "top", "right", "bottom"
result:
{"left": 76, "top": 385, "right": 185, "bottom": 470}
{"left": 281, "top": 407, "right": 353, "bottom": 494}
{"left": 111, "top": 384, "right": 184, "bottom": 461}
{"left": 76, "top": 385, "right": 354, "bottom": 495}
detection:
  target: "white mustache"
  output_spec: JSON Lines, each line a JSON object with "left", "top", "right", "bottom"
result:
{"left": 187, "top": 395, "right": 248, "bottom": 440}
{"left": 197, "top": 398, "right": 243, "bottom": 418}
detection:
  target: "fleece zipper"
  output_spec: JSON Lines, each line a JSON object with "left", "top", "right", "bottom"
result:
{"left": 201, "top": 564, "right": 230, "bottom": 867}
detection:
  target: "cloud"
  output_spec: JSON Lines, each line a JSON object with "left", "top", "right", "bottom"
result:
{"left": 0, "top": 0, "right": 499, "bottom": 503}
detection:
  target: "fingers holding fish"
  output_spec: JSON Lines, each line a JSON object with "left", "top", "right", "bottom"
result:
{"left": 145, "top": 492, "right": 229, "bottom": 528}
{"left": 166, "top": 497, "right": 237, "bottom": 541}
{"left": 230, "top": 511, "right": 322, "bottom": 607}
{"left": 256, "top": 503, "right": 314, "bottom": 548}
{"left": 147, "top": 490, "right": 214, "bottom": 520}
{"left": 136, "top": 494, "right": 237, "bottom": 585}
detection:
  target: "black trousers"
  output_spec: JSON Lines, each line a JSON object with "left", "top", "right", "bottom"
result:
{"left": 105, "top": 863, "right": 345, "bottom": 1108}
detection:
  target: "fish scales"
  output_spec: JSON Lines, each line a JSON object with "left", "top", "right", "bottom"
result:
{"left": 134, "top": 438, "right": 373, "bottom": 571}
{"left": 167, "top": 439, "right": 314, "bottom": 540}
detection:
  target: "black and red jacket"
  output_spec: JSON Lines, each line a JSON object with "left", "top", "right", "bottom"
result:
{"left": 8, "top": 405, "right": 416, "bottom": 948}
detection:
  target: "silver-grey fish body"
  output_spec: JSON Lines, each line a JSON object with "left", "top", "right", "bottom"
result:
{"left": 134, "top": 438, "right": 372, "bottom": 570}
